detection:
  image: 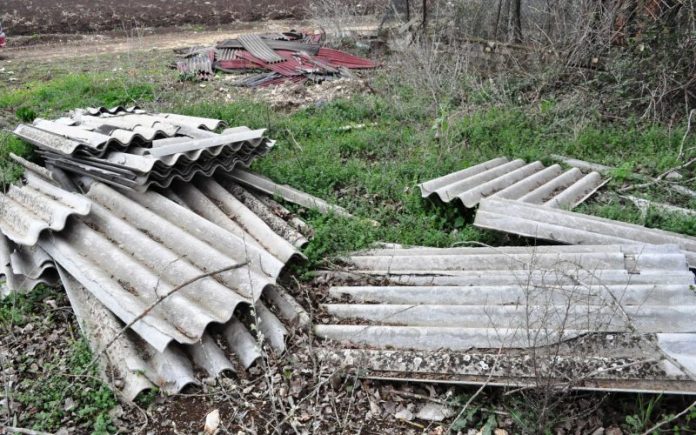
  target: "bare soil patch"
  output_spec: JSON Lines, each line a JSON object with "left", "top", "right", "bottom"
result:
{"left": 1, "top": 0, "right": 309, "bottom": 35}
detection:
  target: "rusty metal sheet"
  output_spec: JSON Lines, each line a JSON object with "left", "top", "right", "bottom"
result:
{"left": 419, "top": 157, "right": 606, "bottom": 209}
{"left": 474, "top": 197, "right": 696, "bottom": 266}
{"left": 0, "top": 172, "right": 91, "bottom": 246}
{"left": 314, "top": 244, "right": 696, "bottom": 393}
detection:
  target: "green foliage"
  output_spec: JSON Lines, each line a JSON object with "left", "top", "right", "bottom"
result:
{"left": 0, "top": 285, "right": 53, "bottom": 327}
{"left": 624, "top": 395, "right": 661, "bottom": 433}
{"left": 134, "top": 388, "right": 159, "bottom": 409}
{"left": 15, "top": 338, "right": 118, "bottom": 432}
{"left": 16, "top": 106, "right": 38, "bottom": 122}
{"left": 0, "top": 73, "right": 155, "bottom": 118}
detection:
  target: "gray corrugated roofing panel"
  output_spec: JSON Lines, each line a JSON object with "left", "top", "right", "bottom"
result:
{"left": 238, "top": 34, "right": 285, "bottom": 63}
{"left": 314, "top": 244, "right": 696, "bottom": 392}
{"left": 169, "top": 176, "right": 306, "bottom": 264}
{"left": 60, "top": 268, "right": 286, "bottom": 402}
{"left": 0, "top": 172, "right": 91, "bottom": 246}
{"left": 144, "top": 128, "right": 265, "bottom": 157}
{"left": 228, "top": 169, "right": 355, "bottom": 218}
{"left": 15, "top": 111, "right": 227, "bottom": 158}
{"left": 0, "top": 237, "right": 59, "bottom": 297}
{"left": 474, "top": 197, "right": 696, "bottom": 266}
{"left": 216, "top": 38, "right": 322, "bottom": 55}
{"left": 84, "top": 106, "right": 144, "bottom": 116}
{"left": 37, "top": 180, "right": 306, "bottom": 352}
{"left": 419, "top": 157, "right": 607, "bottom": 209}
{"left": 43, "top": 146, "right": 271, "bottom": 192}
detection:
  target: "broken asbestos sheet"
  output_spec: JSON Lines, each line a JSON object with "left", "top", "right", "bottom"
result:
{"left": 419, "top": 157, "right": 606, "bottom": 209}
{"left": 474, "top": 197, "right": 696, "bottom": 267}
{"left": 313, "top": 244, "right": 696, "bottom": 393}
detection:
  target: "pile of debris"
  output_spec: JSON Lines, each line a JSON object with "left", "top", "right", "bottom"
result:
{"left": 175, "top": 31, "right": 379, "bottom": 86}
{"left": 0, "top": 107, "right": 350, "bottom": 400}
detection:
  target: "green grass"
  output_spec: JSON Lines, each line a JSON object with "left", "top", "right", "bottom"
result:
{"left": 0, "top": 73, "right": 155, "bottom": 120}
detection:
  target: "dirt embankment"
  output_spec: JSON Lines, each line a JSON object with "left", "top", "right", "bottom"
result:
{"left": 1, "top": 0, "right": 310, "bottom": 35}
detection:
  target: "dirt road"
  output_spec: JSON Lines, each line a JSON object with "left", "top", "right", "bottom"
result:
{"left": 0, "top": 19, "right": 380, "bottom": 62}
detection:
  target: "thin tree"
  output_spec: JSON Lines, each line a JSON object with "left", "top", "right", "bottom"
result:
{"left": 511, "top": 0, "right": 523, "bottom": 42}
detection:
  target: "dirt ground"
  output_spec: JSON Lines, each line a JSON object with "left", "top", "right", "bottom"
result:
{"left": 1, "top": 0, "right": 309, "bottom": 35}
{"left": 0, "top": 19, "right": 380, "bottom": 62}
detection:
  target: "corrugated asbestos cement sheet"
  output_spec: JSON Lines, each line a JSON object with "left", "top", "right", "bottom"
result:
{"left": 313, "top": 244, "right": 696, "bottom": 393}
{"left": 229, "top": 168, "right": 355, "bottom": 218}
{"left": 0, "top": 171, "right": 91, "bottom": 246}
{"left": 0, "top": 163, "right": 313, "bottom": 401}
{"left": 419, "top": 157, "right": 606, "bottom": 209}
{"left": 0, "top": 236, "right": 58, "bottom": 297}
{"left": 60, "top": 267, "right": 305, "bottom": 401}
{"left": 13, "top": 108, "right": 272, "bottom": 192}
{"left": 474, "top": 197, "right": 696, "bottom": 266}
{"left": 39, "top": 179, "right": 306, "bottom": 353}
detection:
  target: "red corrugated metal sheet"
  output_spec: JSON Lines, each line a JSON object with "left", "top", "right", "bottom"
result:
{"left": 315, "top": 48, "right": 379, "bottom": 69}
{"left": 216, "top": 59, "right": 258, "bottom": 70}
{"left": 177, "top": 32, "right": 379, "bottom": 86}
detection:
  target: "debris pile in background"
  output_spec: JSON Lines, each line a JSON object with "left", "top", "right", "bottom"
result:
{"left": 0, "top": 107, "right": 354, "bottom": 400}
{"left": 13, "top": 107, "right": 273, "bottom": 191}
{"left": 175, "top": 31, "right": 379, "bottom": 86}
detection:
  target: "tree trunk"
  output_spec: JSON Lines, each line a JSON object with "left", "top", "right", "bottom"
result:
{"left": 494, "top": 0, "right": 504, "bottom": 41}
{"left": 511, "top": 0, "right": 523, "bottom": 43}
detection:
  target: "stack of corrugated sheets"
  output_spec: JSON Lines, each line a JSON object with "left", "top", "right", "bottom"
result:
{"left": 13, "top": 107, "right": 273, "bottom": 191}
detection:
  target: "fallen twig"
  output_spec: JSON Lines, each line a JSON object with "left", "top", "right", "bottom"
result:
{"left": 678, "top": 109, "right": 696, "bottom": 160}
{"left": 5, "top": 428, "right": 54, "bottom": 435}
{"left": 640, "top": 398, "right": 696, "bottom": 435}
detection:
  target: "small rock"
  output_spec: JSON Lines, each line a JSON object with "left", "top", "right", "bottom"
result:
{"left": 394, "top": 407, "right": 414, "bottom": 421}
{"left": 56, "top": 429, "right": 69, "bottom": 435}
{"left": 494, "top": 430, "right": 508, "bottom": 435}
{"left": 591, "top": 428, "right": 605, "bottom": 435}
{"left": 666, "top": 171, "right": 683, "bottom": 180}
{"left": 204, "top": 409, "right": 220, "bottom": 434}
{"left": 64, "top": 397, "right": 76, "bottom": 411}
{"left": 415, "top": 403, "right": 455, "bottom": 422}
{"left": 606, "top": 427, "right": 622, "bottom": 435}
